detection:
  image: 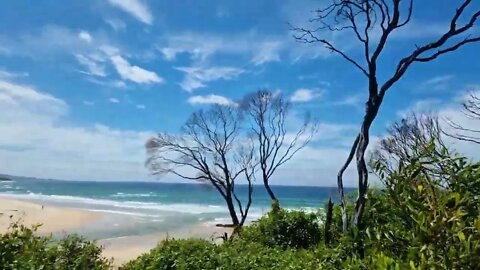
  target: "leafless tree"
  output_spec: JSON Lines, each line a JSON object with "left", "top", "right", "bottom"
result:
{"left": 447, "top": 93, "right": 480, "bottom": 144}
{"left": 240, "top": 90, "right": 318, "bottom": 202}
{"left": 294, "top": 0, "right": 480, "bottom": 231}
{"left": 145, "top": 105, "right": 256, "bottom": 231}
{"left": 370, "top": 113, "right": 448, "bottom": 175}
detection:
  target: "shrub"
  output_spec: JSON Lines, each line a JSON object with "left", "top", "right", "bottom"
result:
{"left": 122, "top": 238, "right": 219, "bottom": 270}
{"left": 238, "top": 201, "right": 322, "bottom": 249}
{"left": 0, "top": 223, "right": 111, "bottom": 270}
{"left": 123, "top": 237, "right": 322, "bottom": 270}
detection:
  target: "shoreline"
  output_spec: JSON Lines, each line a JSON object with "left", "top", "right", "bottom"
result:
{"left": 0, "top": 197, "right": 232, "bottom": 267}
{"left": 0, "top": 198, "right": 101, "bottom": 234}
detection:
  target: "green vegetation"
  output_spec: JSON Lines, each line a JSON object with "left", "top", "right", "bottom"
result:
{"left": 123, "top": 139, "right": 480, "bottom": 269}
{"left": 0, "top": 223, "right": 111, "bottom": 269}
{"left": 2, "top": 138, "right": 480, "bottom": 269}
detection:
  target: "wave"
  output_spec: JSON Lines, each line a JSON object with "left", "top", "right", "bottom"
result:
{"left": 0, "top": 193, "right": 229, "bottom": 215}
{"left": 87, "top": 209, "right": 164, "bottom": 219}
{"left": 110, "top": 192, "right": 156, "bottom": 198}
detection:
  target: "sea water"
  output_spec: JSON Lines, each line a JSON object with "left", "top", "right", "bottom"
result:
{"left": 0, "top": 177, "right": 346, "bottom": 239}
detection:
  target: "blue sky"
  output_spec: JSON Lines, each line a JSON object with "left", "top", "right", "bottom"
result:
{"left": 0, "top": 0, "right": 479, "bottom": 186}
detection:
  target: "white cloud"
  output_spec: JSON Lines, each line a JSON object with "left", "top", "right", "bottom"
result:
{"left": 0, "top": 80, "right": 66, "bottom": 113}
{"left": 107, "top": 0, "right": 153, "bottom": 25}
{"left": 110, "top": 55, "right": 164, "bottom": 84}
{"left": 332, "top": 93, "right": 364, "bottom": 107}
{"left": 75, "top": 54, "right": 107, "bottom": 77}
{"left": 158, "top": 32, "right": 284, "bottom": 65}
{"left": 0, "top": 78, "right": 153, "bottom": 181}
{"left": 83, "top": 101, "right": 95, "bottom": 106}
{"left": 109, "top": 97, "right": 120, "bottom": 103}
{"left": 397, "top": 99, "right": 442, "bottom": 117}
{"left": 105, "top": 18, "right": 126, "bottom": 31}
{"left": 136, "top": 104, "right": 146, "bottom": 109}
{"left": 0, "top": 69, "right": 29, "bottom": 79}
{"left": 78, "top": 31, "right": 92, "bottom": 43}
{"left": 176, "top": 66, "right": 244, "bottom": 92}
{"left": 290, "top": 88, "right": 323, "bottom": 102}
{"left": 187, "top": 94, "right": 237, "bottom": 106}
{"left": 250, "top": 41, "right": 283, "bottom": 65}
{"left": 415, "top": 75, "right": 454, "bottom": 92}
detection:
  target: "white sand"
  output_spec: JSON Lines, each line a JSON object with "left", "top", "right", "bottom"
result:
{"left": 0, "top": 198, "right": 100, "bottom": 234}
{"left": 0, "top": 198, "right": 232, "bottom": 268}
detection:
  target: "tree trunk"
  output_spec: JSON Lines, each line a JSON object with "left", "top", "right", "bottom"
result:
{"left": 351, "top": 96, "right": 382, "bottom": 227}
{"left": 263, "top": 175, "right": 277, "bottom": 202}
{"left": 337, "top": 135, "right": 360, "bottom": 231}
{"left": 225, "top": 193, "right": 240, "bottom": 226}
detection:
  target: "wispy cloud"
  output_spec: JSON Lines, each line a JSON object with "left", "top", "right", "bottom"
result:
{"left": 0, "top": 69, "right": 29, "bottom": 79}
{"left": 136, "top": 104, "right": 146, "bottom": 109}
{"left": 290, "top": 88, "right": 324, "bottom": 102}
{"left": 415, "top": 75, "right": 454, "bottom": 92}
{"left": 109, "top": 97, "right": 120, "bottom": 103}
{"left": 107, "top": 0, "right": 153, "bottom": 25}
{"left": 75, "top": 54, "right": 107, "bottom": 77}
{"left": 332, "top": 93, "right": 364, "bottom": 107}
{"left": 187, "top": 94, "right": 237, "bottom": 106}
{"left": 158, "top": 32, "right": 284, "bottom": 65}
{"left": 105, "top": 18, "right": 126, "bottom": 32}
{"left": 110, "top": 55, "right": 164, "bottom": 84}
{"left": 176, "top": 66, "right": 244, "bottom": 92}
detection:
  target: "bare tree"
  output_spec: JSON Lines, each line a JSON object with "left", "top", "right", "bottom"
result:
{"left": 370, "top": 113, "right": 447, "bottom": 175}
{"left": 240, "top": 90, "right": 318, "bottom": 202}
{"left": 447, "top": 93, "right": 480, "bottom": 144}
{"left": 294, "top": 0, "right": 480, "bottom": 230}
{"left": 145, "top": 105, "right": 256, "bottom": 231}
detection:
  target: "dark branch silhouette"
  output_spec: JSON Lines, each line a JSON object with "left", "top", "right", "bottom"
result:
{"left": 293, "top": 0, "right": 480, "bottom": 230}
{"left": 446, "top": 93, "right": 480, "bottom": 144}
{"left": 370, "top": 113, "right": 448, "bottom": 175}
{"left": 240, "top": 90, "right": 318, "bottom": 202}
{"left": 145, "top": 105, "right": 256, "bottom": 232}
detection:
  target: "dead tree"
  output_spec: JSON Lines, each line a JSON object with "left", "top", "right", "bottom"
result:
{"left": 240, "top": 90, "right": 317, "bottom": 202}
{"left": 145, "top": 105, "right": 256, "bottom": 231}
{"left": 294, "top": 0, "right": 480, "bottom": 231}
{"left": 447, "top": 93, "right": 480, "bottom": 144}
{"left": 370, "top": 113, "right": 448, "bottom": 176}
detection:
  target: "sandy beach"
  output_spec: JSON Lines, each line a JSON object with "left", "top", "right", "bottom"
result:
{"left": 100, "top": 224, "right": 231, "bottom": 266}
{"left": 0, "top": 198, "right": 232, "bottom": 268}
{"left": 0, "top": 198, "right": 101, "bottom": 234}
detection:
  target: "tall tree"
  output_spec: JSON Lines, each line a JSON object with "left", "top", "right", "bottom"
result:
{"left": 241, "top": 90, "right": 317, "bottom": 202}
{"left": 294, "top": 0, "right": 480, "bottom": 231}
{"left": 145, "top": 105, "right": 256, "bottom": 231}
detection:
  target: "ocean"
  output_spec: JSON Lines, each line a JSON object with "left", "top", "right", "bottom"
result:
{"left": 0, "top": 177, "right": 345, "bottom": 239}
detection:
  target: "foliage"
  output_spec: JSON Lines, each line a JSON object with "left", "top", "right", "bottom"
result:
{"left": 122, "top": 237, "right": 322, "bottom": 270}
{"left": 238, "top": 200, "right": 322, "bottom": 249}
{"left": 0, "top": 222, "right": 111, "bottom": 270}
{"left": 5, "top": 138, "right": 480, "bottom": 269}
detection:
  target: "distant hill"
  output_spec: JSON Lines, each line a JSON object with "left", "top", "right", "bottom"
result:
{"left": 0, "top": 174, "right": 13, "bottom": 182}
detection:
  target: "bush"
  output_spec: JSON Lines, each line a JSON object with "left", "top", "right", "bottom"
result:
{"left": 123, "top": 237, "right": 322, "bottom": 270}
{"left": 0, "top": 223, "right": 111, "bottom": 270}
{"left": 122, "top": 239, "right": 219, "bottom": 270}
{"left": 238, "top": 201, "right": 322, "bottom": 249}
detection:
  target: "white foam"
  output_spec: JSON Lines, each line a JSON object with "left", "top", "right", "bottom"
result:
{"left": 0, "top": 193, "right": 228, "bottom": 214}
{"left": 110, "top": 192, "right": 155, "bottom": 198}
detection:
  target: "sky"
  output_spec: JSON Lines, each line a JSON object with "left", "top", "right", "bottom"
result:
{"left": 0, "top": 0, "right": 479, "bottom": 186}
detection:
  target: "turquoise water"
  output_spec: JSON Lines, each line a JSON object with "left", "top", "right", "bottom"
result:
{"left": 0, "top": 177, "right": 346, "bottom": 239}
